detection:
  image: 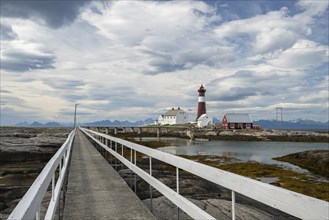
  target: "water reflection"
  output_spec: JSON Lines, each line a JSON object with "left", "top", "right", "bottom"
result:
{"left": 134, "top": 137, "right": 329, "bottom": 182}
{"left": 136, "top": 137, "right": 328, "bottom": 165}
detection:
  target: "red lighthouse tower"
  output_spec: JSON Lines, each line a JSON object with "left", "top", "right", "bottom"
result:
{"left": 196, "top": 84, "right": 206, "bottom": 120}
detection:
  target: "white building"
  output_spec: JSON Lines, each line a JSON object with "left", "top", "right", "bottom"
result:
{"left": 157, "top": 107, "right": 189, "bottom": 125}
{"left": 197, "top": 114, "right": 213, "bottom": 128}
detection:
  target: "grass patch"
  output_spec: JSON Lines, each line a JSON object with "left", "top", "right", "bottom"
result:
{"left": 125, "top": 138, "right": 171, "bottom": 149}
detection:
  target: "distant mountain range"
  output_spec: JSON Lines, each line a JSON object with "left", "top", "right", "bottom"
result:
{"left": 82, "top": 118, "right": 155, "bottom": 127}
{"left": 254, "top": 119, "right": 329, "bottom": 130}
{"left": 14, "top": 118, "right": 155, "bottom": 127}
{"left": 15, "top": 121, "right": 63, "bottom": 127}
{"left": 14, "top": 118, "right": 328, "bottom": 130}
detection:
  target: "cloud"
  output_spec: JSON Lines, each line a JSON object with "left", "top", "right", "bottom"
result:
{"left": 0, "top": 23, "right": 18, "bottom": 40}
{"left": 253, "top": 28, "right": 297, "bottom": 53}
{"left": 1, "top": 40, "right": 56, "bottom": 72}
{"left": 0, "top": 0, "right": 91, "bottom": 28}
{"left": 81, "top": 1, "right": 229, "bottom": 74}
{"left": 0, "top": 0, "right": 328, "bottom": 124}
{"left": 0, "top": 94, "right": 26, "bottom": 106}
{"left": 296, "top": 0, "right": 329, "bottom": 16}
{"left": 213, "top": 2, "right": 328, "bottom": 58}
{"left": 43, "top": 78, "right": 85, "bottom": 90}
{"left": 268, "top": 39, "right": 328, "bottom": 68}
{"left": 0, "top": 89, "right": 11, "bottom": 94}
{"left": 217, "top": 87, "right": 257, "bottom": 101}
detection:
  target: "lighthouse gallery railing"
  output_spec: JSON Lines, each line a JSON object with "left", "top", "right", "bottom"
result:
{"left": 8, "top": 129, "right": 76, "bottom": 220}
{"left": 81, "top": 127, "right": 328, "bottom": 220}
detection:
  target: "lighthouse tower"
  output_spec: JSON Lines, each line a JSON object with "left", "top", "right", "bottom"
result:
{"left": 196, "top": 84, "right": 206, "bottom": 120}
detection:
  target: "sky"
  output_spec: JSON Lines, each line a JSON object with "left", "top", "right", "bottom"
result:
{"left": 0, "top": 0, "right": 328, "bottom": 125}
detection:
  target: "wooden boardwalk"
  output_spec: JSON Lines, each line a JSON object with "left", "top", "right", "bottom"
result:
{"left": 63, "top": 130, "right": 155, "bottom": 219}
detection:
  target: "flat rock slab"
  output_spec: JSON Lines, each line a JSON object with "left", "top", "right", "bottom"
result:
{"left": 63, "top": 130, "right": 155, "bottom": 220}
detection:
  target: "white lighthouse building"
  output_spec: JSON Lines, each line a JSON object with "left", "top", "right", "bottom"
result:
{"left": 157, "top": 107, "right": 189, "bottom": 125}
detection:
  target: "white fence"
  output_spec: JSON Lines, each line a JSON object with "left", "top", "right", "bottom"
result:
{"left": 81, "top": 127, "right": 329, "bottom": 220}
{"left": 8, "top": 129, "right": 76, "bottom": 220}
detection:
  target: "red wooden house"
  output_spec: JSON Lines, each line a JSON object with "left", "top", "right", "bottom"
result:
{"left": 221, "top": 113, "right": 253, "bottom": 129}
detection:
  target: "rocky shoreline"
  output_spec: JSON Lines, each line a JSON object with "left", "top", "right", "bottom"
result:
{"left": 116, "top": 127, "right": 329, "bottom": 143}
{"left": 0, "top": 127, "right": 71, "bottom": 219}
{"left": 275, "top": 150, "right": 329, "bottom": 177}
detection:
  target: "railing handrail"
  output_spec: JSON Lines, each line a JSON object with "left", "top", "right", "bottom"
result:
{"left": 81, "top": 128, "right": 216, "bottom": 219}
{"left": 8, "top": 129, "right": 76, "bottom": 220}
{"left": 81, "top": 127, "right": 329, "bottom": 220}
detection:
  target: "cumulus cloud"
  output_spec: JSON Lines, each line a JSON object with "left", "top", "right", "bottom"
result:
{"left": 296, "top": 0, "right": 329, "bottom": 16}
{"left": 253, "top": 28, "right": 297, "bottom": 53}
{"left": 81, "top": 1, "right": 230, "bottom": 74}
{"left": 268, "top": 39, "right": 328, "bottom": 68}
{"left": 214, "top": 1, "right": 328, "bottom": 59}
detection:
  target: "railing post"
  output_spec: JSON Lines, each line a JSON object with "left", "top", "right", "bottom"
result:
{"left": 105, "top": 128, "right": 109, "bottom": 146}
{"left": 52, "top": 173, "right": 55, "bottom": 201}
{"left": 177, "top": 167, "right": 180, "bottom": 220}
{"left": 150, "top": 157, "right": 153, "bottom": 213}
{"left": 134, "top": 150, "right": 137, "bottom": 193}
{"left": 59, "top": 160, "right": 62, "bottom": 177}
{"left": 36, "top": 208, "right": 40, "bottom": 220}
{"left": 232, "top": 191, "right": 236, "bottom": 220}
{"left": 130, "top": 148, "right": 133, "bottom": 188}
{"left": 121, "top": 144, "right": 124, "bottom": 170}
{"left": 58, "top": 190, "right": 61, "bottom": 220}
{"left": 109, "top": 140, "right": 113, "bottom": 165}
{"left": 115, "top": 142, "right": 118, "bottom": 170}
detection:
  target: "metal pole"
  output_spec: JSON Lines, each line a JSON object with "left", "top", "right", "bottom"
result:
{"left": 232, "top": 191, "right": 236, "bottom": 220}
{"left": 52, "top": 174, "right": 55, "bottom": 201}
{"left": 36, "top": 209, "right": 40, "bottom": 220}
{"left": 110, "top": 140, "right": 112, "bottom": 164}
{"left": 130, "top": 148, "right": 132, "bottom": 188}
{"left": 177, "top": 167, "right": 180, "bottom": 220}
{"left": 58, "top": 190, "right": 61, "bottom": 220}
{"left": 115, "top": 142, "right": 118, "bottom": 170}
{"left": 121, "top": 144, "right": 124, "bottom": 170}
{"left": 134, "top": 150, "right": 137, "bottom": 193}
{"left": 74, "top": 104, "right": 79, "bottom": 128}
{"left": 150, "top": 157, "right": 153, "bottom": 213}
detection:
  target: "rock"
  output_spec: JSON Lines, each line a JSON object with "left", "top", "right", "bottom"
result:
{"left": 13, "top": 133, "right": 37, "bottom": 138}
{"left": 275, "top": 150, "right": 329, "bottom": 176}
{"left": 0, "top": 202, "right": 7, "bottom": 212}
{"left": 143, "top": 196, "right": 274, "bottom": 220}
{"left": 0, "top": 127, "right": 71, "bottom": 217}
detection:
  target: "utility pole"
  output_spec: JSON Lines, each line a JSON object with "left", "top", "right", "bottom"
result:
{"left": 74, "top": 104, "right": 79, "bottom": 128}
{"left": 276, "top": 107, "right": 283, "bottom": 128}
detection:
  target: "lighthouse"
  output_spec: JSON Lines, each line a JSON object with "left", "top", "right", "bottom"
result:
{"left": 196, "top": 84, "right": 206, "bottom": 120}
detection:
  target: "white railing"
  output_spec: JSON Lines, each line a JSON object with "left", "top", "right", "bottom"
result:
{"left": 81, "top": 127, "right": 329, "bottom": 220}
{"left": 8, "top": 129, "right": 76, "bottom": 220}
